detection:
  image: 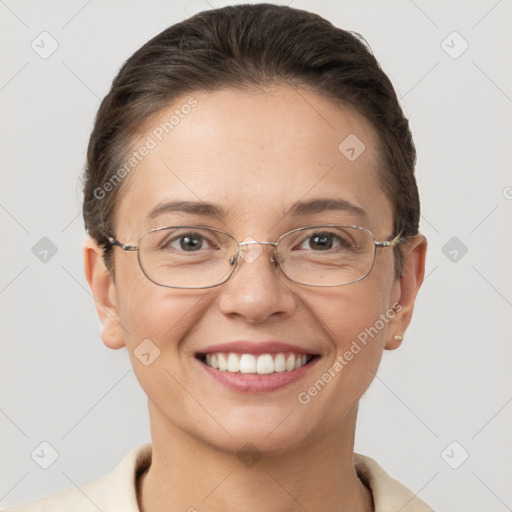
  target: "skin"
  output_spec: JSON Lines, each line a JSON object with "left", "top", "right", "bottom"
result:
{"left": 84, "top": 85, "right": 426, "bottom": 512}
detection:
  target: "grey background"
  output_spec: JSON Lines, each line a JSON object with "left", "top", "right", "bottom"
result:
{"left": 1, "top": 0, "right": 511, "bottom": 510}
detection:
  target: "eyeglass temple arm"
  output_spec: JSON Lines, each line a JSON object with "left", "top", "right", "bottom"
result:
{"left": 375, "top": 232, "right": 408, "bottom": 248}
{"left": 108, "top": 236, "right": 138, "bottom": 251}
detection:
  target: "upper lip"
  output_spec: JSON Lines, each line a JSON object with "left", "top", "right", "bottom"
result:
{"left": 196, "top": 341, "right": 318, "bottom": 356}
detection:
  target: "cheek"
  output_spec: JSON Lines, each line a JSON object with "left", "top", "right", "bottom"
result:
{"left": 120, "top": 288, "right": 207, "bottom": 351}
{"left": 327, "top": 296, "right": 385, "bottom": 378}
{"left": 114, "top": 258, "right": 210, "bottom": 353}
{"left": 307, "top": 273, "right": 394, "bottom": 348}
{"left": 115, "top": 276, "right": 209, "bottom": 402}
{"left": 288, "top": 281, "right": 396, "bottom": 441}
{"left": 303, "top": 275, "right": 396, "bottom": 387}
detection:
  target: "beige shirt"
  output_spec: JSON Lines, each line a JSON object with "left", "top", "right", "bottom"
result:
{"left": 4, "top": 444, "right": 434, "bottom": 512}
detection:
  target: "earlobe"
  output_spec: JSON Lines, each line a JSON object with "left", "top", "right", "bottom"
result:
{"left": 386, "top": 333, "right": 403, "bottom": 350}
{"left": 83, "top": 237, "right": 126, "bottom": 350}
{"left": 385, "top": 234, "right": 427, "bottom": 350}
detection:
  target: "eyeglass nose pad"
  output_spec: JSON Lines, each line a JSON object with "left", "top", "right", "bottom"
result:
{"left": 232, "top": 243, "right": 279, "bottom": 267}
{"left": 238, "top": 238, "right": 265, "bottom": 264}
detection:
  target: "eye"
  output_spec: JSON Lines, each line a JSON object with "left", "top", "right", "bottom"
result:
{"left": 165, "top": 232, "right": 212, "bottom": 252}
{"left": 297, "top": 231, "right": 349, "bottom": 251}
{"left": 293, "top": 230, "right": 357, "bottom": 252}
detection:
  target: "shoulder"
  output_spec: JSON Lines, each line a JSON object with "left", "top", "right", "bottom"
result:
{"left": 354, "top": 453, "right": 435, "bottom": 512}
{"left": 3, "top": 444, "right": 152, "bottom": 512}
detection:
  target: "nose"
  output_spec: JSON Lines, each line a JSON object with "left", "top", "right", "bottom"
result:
{"left": 217, "top": 241, "right": 297, "bottom": 324}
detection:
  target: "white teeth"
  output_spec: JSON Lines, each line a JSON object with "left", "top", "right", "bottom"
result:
{"left": 239, "top": 354, "right": 256, "bottom": 373}
{"left": 274, "top": 353, "right": 286, "bottom": 373}
{"left": 203, "top": 352, "right": 311, "bottom": 374}
{"left": 257, "top": 354, "right": 274, "bottom": 374}
{"left": 227, "top": 353, "right": 240, "bottom": 373}
{"left": 218, "top": 353, "right": 227, "bottom": 371}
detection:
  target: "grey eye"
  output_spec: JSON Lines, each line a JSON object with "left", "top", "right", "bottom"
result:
{"left": 299, "top": 232, "right": 346, "bottom": 251}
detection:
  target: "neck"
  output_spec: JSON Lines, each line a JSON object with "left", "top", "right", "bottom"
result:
{"left": 138, "top": 402, "right": 373, "bottom": 512}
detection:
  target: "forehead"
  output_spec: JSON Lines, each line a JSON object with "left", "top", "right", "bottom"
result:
{"left": 115, "top": 85, "right": 392, "bottom": 236}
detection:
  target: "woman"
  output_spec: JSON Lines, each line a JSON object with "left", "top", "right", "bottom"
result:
{"left": 7, "top": 3, "right": 431, "bottom": 511}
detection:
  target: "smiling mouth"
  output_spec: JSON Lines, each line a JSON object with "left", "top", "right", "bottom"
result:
{"left": 196, "top": 352, "right": 317, "bottom": 375}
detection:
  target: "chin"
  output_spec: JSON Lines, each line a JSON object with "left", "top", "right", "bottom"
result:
{"left": 203, "top": 408, "right": 319, "bottom": 457}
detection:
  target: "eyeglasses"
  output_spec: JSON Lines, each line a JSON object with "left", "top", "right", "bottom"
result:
{"left": 108, "top": 225, "right": 406, "bottom": 289}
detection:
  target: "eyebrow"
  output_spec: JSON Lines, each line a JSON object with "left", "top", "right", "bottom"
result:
{"left": 147, "top": 200, "right": 227, "bottom": 220}
{"left": 146, "top": 198, "right": 367, "bottom": 221}
{"left": 287, "top": 198, "right": 367, "bottom": 219}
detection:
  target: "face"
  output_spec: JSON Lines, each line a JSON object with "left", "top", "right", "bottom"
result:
{"left": 85, "top": 85, "right": 426, "bottom": 456}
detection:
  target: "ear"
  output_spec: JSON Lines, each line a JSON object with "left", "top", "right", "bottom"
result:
{"left": 83, "top": 237, "right": 126, "bottom": 349}
{"left": 385, "top": 234, "right": 427, "bottom": 350}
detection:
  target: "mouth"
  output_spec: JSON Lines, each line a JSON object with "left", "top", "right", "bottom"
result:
{"left": 196, "top": 351, "right": 318, "bottom": 375}
{"left": 194, "top": 341, "right": 321, "bottom": 393}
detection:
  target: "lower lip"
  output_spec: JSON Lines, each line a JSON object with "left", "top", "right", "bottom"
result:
{"left": 197, "top": 357, "right": 319, "bottom": 393}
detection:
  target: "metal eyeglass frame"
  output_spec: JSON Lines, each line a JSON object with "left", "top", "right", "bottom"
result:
{"left": 108, "top": 224, "right": 407, "bottom": 289}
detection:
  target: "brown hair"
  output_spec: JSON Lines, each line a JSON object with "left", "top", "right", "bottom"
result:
{"left": 82, "top": 3, "right": 419, "bottom": 276}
